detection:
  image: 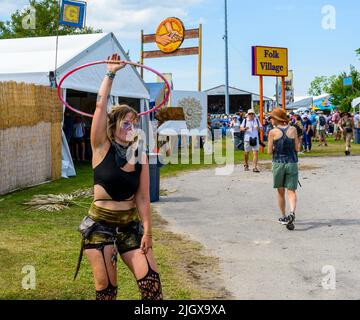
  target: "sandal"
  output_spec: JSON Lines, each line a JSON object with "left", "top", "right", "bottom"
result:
{"left": 244, "top": 165, "right": 250, "bottom": 171}
{"left": 253, "top": 168, "right": 260, "bottom": 173}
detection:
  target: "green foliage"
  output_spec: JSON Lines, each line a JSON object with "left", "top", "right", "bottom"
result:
{"left": 356, "top": 48, "right": 360, "bottom": 57}
{"left": 327, "top": 66, "right": 360, "bottom": 112}
{"left": 0, "top": 0, "right": 101, "bottom": 39}
{"left": 308, "top": 76, "right": 334, "bottom": 96}
{"left": 0, "top": 162, "right": 219, "bottom": 300}
{"left": 309, "top": 63, "right": 360, "bottom": 113}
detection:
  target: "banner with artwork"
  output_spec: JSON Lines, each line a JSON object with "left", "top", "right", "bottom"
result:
{"left": 276, "top": 70, "right": 294, "bottom": 105}
{"left": 170, "top": 90, "right": 208, "bottom": 134}
{"left": 312, "top": 95, "right": 336, "bottom": 111}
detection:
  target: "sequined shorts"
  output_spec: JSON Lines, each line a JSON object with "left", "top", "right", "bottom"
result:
{"left": 83, "top": 202, "right": 144, "bottom": 254}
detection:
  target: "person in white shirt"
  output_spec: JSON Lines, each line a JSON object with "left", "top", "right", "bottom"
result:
{"left": 240, "top": 109, "right": 262, "bottom": 172}
{"left": 354, "top": 112, "right": 360, "bottom": 144}
{"left": 354, "top": 112, "right": 360, "bottom": 128}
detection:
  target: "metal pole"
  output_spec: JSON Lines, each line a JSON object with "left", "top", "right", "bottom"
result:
{"left": 259, "top": 76, "right": 264, "bottom": 153}
{"left": 54, "top": 0, "right": 61, "bottom": 87}
{"left": 224, "top": 0, "right": 230, "bottom": 115}
{"left": 282, "top": 76, "right": 286, "bottom": 111}
{"left": 140, "top": 30, "right": 144, "bottom": 79}
{"left": 198, "top": 24, "right": 202, "bottom": 92}
{"left": 276, "top": 77, "right": 279, "bottom": 107}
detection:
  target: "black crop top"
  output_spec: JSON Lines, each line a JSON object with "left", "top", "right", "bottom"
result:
{"left": 93, "top": 143, "right": 142, "bottom": 201}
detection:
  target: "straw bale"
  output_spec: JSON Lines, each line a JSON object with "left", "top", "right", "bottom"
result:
{"left": 0, "top": 82, "right": 62, "bottom": 129}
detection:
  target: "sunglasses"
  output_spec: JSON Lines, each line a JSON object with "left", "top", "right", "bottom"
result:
{"left": 121, "top": 121, "right": 139, "bottom": 131}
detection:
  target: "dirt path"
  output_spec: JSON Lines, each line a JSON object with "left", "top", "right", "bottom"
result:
{"left": 155, "top": 156, "right": 360, "bottom": 300}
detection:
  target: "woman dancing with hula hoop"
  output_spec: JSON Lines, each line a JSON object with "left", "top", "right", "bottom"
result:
{"left": 75, "top": 53, "right": 163, "bottom": 300}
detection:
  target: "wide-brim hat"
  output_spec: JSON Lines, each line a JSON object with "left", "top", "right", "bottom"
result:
{"left": 340, "top": 112, "right": 352, "bottom": 117}
{"left": 270, "top": 108, "right": 290, "bottom": 123}
{"left": 247, "top": 109, "right": 256, "bottom": 115}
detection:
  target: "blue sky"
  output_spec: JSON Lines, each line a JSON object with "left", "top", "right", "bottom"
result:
{"left": 1, "top": 0, "right": 359, "bottom": 97}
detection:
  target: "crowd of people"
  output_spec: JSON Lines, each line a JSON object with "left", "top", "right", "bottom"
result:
{"left": 208, "top": 108, "right": 360, "bottom": 157}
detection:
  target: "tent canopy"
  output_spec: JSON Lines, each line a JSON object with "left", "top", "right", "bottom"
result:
{"left": 287, "top": 94, "right": 336, "bottom": 111}
{"left": 0, "top": 33, "right": 149, "bottom": 99}
{"left": 352, "top": 97, "right": 360, "bottom": 108}
{"left": 286, "top": 97, "right": 313, "bottom": 110}
{"left": 158, "top": 121, "right": 188, "bottom": 136}
{"left": 312, "top": 94, "right": 336, "bottom": 110}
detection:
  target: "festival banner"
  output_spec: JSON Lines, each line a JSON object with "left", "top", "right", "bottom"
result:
{"left": 59, "top": 0, "right": 87, "bottom": 28}
{"left": 155, "top": 17, "right": 185, "bottom": 53}
{"left": 252, "top": 46, "right": 288, "bottom": 77}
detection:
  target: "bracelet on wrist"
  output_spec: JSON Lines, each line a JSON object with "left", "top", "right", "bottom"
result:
{"left": 106, "top": 71, "right": 116, "bottom": 80}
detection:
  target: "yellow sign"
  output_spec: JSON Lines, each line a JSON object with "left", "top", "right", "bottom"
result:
{"left": 252, "top": 46, "right": 288, "bottom": 77}
{"left": 63, "top": 4, "right": 81, "bottom": 23}
{"left": 155, "top": 17, "right": 185, "bottom": 53}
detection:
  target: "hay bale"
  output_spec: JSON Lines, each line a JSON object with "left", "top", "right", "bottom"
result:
{"left": 0, "top": 81, "right": 63, "bottom": 129}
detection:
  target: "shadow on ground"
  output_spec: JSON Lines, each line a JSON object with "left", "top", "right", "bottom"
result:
{"left": 295, "top": 218, "right": 360, "bottom": 231}
{"left": 159, "top": 196, "right": 200, "bottom": 203}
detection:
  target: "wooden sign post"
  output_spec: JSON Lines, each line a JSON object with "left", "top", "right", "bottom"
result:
{"left": 141, "top": 18, "right": 202, "bottom": 92}
{"left": 252, "top": 46, "right": 289, "bottom": 152}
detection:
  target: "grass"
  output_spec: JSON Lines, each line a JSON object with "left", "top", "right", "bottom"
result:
{"left": 0, "top": 136, "right": 358, "bottom": 299}
{"left": 0, "top": 162, "right": 226, "bottom": 300}
{"left": 160, "top": 136, "right": 360, "bottom": 178}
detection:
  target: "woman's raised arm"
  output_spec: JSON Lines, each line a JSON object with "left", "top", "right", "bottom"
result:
{"left": 91, "top": 53, "right": 125, "bottom": 150}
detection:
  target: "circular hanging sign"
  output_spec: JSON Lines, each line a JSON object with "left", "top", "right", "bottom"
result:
{"left": 155, "top": 17, "right": 185, "bottom": 53}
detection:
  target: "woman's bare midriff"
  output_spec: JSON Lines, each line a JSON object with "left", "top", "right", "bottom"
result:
{"left": 93, "top": 184, "right": 136, "bottom": 211}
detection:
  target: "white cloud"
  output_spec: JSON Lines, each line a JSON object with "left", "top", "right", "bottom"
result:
{"left": 1, "top": 0, "right": 204, "bottom": 38}
{"left": 87, "top": 0, "right": 205, "bottom": 39}
{"left": 0, "top": 0, "right": 29, "bottom": 19}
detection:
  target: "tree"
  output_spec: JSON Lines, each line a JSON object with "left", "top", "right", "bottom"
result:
{"left": 308, "top": 76, "right": 334, "bottom": 96}
{"left": 357, "top": 48, "right": 360, "bottom": 58}
{"left": 327, "top": 66, "right": 360, "bottom": 112}
{"left": 0, "top": 0, "right": 101, "bottom": 39}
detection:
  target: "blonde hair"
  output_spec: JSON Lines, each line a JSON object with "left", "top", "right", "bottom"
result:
{"left": 107, "top": 104, "right": 138, "bottom": 141}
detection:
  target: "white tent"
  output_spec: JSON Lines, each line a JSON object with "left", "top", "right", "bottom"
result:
{"left": 286, "top": 97, "right": 313, "bottom": 110}
{"left": 0, "top": 32, "right": 149, "bottom": 99}
{"left": 352, "top": 97, "right": 360, "bottom": 112}
{"left": 0, "top": 33, "right": 151, "bottom": 176}
{"left": 158, "top": 121, "right": 189, "bottom": 136}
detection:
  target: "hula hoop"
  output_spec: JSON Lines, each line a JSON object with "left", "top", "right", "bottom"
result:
{"left": 57, "top": 60, "right": 171, "bottom": 118}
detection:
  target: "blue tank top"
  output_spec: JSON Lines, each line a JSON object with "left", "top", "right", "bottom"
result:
{"left": 273, "top": 126, "right": 298, "bottom": 164}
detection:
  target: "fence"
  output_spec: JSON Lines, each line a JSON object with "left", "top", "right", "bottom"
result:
{"left": 0, "top": 82, "right": 63, "bottom": 195}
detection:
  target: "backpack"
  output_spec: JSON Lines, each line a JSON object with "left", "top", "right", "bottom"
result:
{"left": 319, "top": 116, "right": 326, "bottom": 126}
{"left": 292, "top": 123, "right": 303, "bottom": 137}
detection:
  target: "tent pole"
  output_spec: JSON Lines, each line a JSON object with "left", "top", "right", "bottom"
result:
{"left": 54, "top": 0, "right": 61, "bottom": 86}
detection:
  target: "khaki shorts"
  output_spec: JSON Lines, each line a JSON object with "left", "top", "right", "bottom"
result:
{"left": 272, "top": 162, "right": 299, "bottom": 190}
{"left": 244, "top": 141, "right": 259, "bottom": 152}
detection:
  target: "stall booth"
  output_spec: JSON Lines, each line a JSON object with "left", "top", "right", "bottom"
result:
{"left": 0, "top": 32, "right": 151, "bottom": 177}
